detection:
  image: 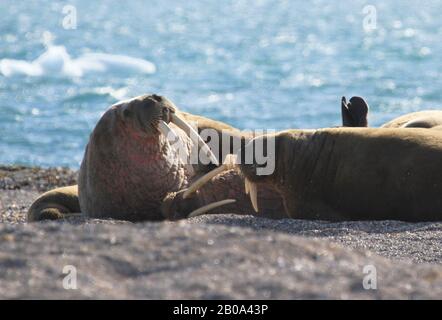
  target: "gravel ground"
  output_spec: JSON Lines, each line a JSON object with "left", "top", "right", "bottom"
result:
{"left": 0, "top": 166, "right": 441, "bottom": 299}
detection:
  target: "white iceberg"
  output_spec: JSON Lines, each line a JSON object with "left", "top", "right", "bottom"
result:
{"left": 0, "top": 44, "right": 156, "bottom": 78}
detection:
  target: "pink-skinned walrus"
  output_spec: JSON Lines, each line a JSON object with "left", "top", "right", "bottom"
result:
{"left": 28, "top": 94, "right": 285, "bottom": 221}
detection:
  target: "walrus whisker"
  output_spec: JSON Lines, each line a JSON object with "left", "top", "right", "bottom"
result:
{"left": 170, "top": 113, "right": 219, "bottom": 166}
{"left": 183, "top": 154, "right": 237, "bottom": 199}
{"left": 188, "top": 199, "right": 236, "bottom": 218}
{"left": 158, "top": 120, "right": 179, "bottom": 143}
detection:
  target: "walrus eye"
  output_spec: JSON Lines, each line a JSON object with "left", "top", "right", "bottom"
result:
{"left": 162, "top": 108, "right": 170, "bottom": 122}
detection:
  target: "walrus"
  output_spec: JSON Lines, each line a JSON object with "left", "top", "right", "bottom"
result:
{"left": 161, "top": 97, "right": 371, "bottom": 221}
{"left": 28, "top": 94, "right": 403, "bottom": 223}
{"left": 179, "top": 128, "right": 442, "bottom": 222}
{"left": 341, "top": 95, "right": 442, "bottom": 129}
{"left": 27, "top": 185, "right": 81, "bottom": 221}
{"left": 28, "top": 94, "right": 275, "bottom": 222}
{"left": 381, "top": 110, "right": 442, "bottom": 129}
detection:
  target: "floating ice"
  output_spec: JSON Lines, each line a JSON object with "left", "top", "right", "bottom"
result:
{"left": 0, "top": 44, "right": 156, "bottom": 78}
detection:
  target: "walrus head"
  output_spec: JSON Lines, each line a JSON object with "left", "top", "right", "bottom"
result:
{"left": 78, "top": 94, "right": 218, "bottom": 221}
{"left": 106, "top": 94, "right": 218, "bottom": 163}
{"left": 341, "top": 96, "right": 369, "bottom": 127}
{"left": 116, "top": 93, "right": 177, "bottom": 137}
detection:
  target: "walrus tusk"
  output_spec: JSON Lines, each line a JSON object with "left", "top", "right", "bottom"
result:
{"left": 170, "top": 113, "right": 219, "bottom": 166}
{"left": 183, "top": 154, "right": 237, "bottom": 199}
{"left": 245, "top": 177, "right": 259, "bottom": 212}
{"left": 188, "top": 199, "right": 236, "bottom": 218}
{"left": 183, "top": 154, "right": 259, "bottom": 213}
{"left": 158, "top": 120, "right": 179, "bottom": 143}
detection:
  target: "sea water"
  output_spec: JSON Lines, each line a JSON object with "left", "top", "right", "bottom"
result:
{"left": 0, "top": 0, "right": 441, "bottom": 168}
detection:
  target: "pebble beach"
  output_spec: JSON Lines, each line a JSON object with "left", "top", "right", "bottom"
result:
{"left": 1, "top": 165, "right": 441, "bottom": 299}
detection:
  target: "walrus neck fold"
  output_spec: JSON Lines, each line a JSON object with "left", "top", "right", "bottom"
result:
{"left": 272, "top": 130, "right": 341, "bottom": 217}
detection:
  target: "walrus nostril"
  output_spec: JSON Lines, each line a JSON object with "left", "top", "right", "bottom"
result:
{"left": 123, "top": 109, "right": 132, "bottom": 117}
{"left": 152, "top": 94, "right": 163, "bottom": 102}
{"left": 142, "top": 98, "right": 156, "bottom": 108}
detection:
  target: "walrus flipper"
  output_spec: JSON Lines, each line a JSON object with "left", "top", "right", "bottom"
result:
{"left": 341, "top": 96, "right": 369, "bottom": 127}
{"left": 27, "top": 185, "right": 81, "bottom": 222}
{"left": 402, "top": 117, "right": 439, "bottom": 129}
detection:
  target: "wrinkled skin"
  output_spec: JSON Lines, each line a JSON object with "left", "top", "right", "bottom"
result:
{"left": 161, "top": 96, "right": 384, "bottom": 220}
{"left": 31, "top": 94, "right": 442, "bottom": 222}
{"left": 32, "top": 94, "right": 384, "bottom": 223}
{"left": 229, "top": 128, "right": 442, "bottom": 222}
{"left": 78, "top": 94, "right": 195, "bottom": 221}
{"left": 28, "top": 94, "right": 284, "bottom": 222}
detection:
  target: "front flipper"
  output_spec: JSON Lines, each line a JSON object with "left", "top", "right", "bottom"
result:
{"left": 27, "top": 185, "right": 81, "bottom": 222}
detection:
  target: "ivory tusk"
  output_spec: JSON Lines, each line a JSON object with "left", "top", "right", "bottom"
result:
{"left": 188, "top": 199, "right": 236, "bottom": 218}
{"left": 170, "top": 113, "right": 219, "bottom": 166}
{"left": 247, "top": 179, "right": 259, "bottom": 213}
{"left": 158, "top": 120, "right": 179, "bottom": 143}
{"left": 183, "top": 154, "right": 237, "bottom": 199}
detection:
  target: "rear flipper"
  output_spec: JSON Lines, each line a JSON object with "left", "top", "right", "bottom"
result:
{"left": 402, "top": 117, "right": 440, "bottom": 129}
{"left": 341, "top": 96, "right": 369, "bottom": 127}
{"left": 27, "top": 185, "right": 82, "bottom": 222}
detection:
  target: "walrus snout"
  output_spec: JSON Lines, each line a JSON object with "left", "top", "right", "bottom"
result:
{"left": 161, "top": 189, "right": 199, "bottom": 220}
{"left": 117, "top": 94, "right": 220, "bottom": 165}
{"left": 117, "top": 94, "right": 176, "bottom": 136}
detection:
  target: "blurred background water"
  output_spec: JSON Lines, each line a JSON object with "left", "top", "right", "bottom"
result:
{"left": 0, "top": 0, "right": 441, "bottom": 168}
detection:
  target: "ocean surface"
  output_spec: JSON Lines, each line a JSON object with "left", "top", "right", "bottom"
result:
{"left": 1, "top": 0, "right": 441, "bottom": 168}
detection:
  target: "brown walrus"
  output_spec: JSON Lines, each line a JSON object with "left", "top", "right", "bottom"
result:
{"left": 27, "top": 185, "right": 81, "bottom": 221}
{"left": 341, "top": 96, "right": 442, "bottom": 129}
{"left": 27, "top": 94, "right": 402, "bottom": 222}
{"left": 181, "top": 127, "right": 442, "bottom": 222}
{"left": 28, "top": 94, "right": 278, "bottom": 222}
{"left": 161, "top": 97, "right": 371, "bottom": 221}
{"left": 381, "top": 110, "right": 442, "bottom": 129}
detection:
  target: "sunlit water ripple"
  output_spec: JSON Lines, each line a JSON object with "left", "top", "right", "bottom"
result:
{"left": 0, "top": 0, "right": 441, "bottom": 168}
